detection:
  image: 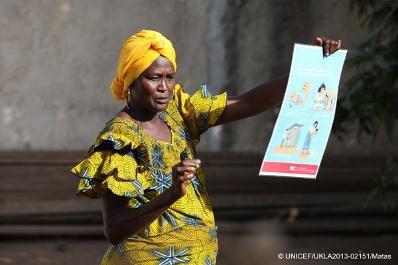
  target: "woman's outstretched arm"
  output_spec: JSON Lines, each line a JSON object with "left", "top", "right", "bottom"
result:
{"left": 215, "top": 74, "right": 288, "bottom": 125}
{"left": 215, "top": 37, "right": 341, "bottom": 125}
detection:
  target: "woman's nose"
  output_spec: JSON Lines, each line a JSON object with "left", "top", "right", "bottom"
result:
{"left": 158, "top": 78, "right": 168, "bottom": 92}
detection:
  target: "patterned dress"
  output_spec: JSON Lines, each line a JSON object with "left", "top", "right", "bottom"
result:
{"left": 71, "top": 84, "right": 227, "bottom": 265}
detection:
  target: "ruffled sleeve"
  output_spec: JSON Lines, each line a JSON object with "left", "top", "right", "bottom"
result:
{"left": 173, "top": 84, "right": 227, "bottom": 142}
{"left": 70, "top": 121, "right": 149, "bottom": 199}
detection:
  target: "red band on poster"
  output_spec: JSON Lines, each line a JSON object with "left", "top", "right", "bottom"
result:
{"left": 261, "top": 161, "right": 318, "bottom": 175}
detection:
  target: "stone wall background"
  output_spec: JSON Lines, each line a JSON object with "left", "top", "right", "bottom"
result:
{"left": 1, "top": 0, "right": 395, "bottom": 154}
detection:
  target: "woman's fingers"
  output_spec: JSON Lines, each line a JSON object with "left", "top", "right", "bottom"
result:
{"left": 325, "top": 39, "right": 330, "bottom": 56}
{"left": 171, "top": 159, "right": 201, "bottom": 190}
{"left": 174, "top": 165, "right": 198, "bottom": 174}
{"left": 172, "top": 159, "right": 200, "bottom": 171}
{"left": 314, "top": 36, "right": 342, "bottom": 57}
{"left": 172, "top": 160, "right": 200, "bottom": 174}
{"left": 314, "top": 36, "right": 323, "bottom": 46}
{"left": 173, "top": 165, "right": 198, "bottom": 184}
{"left": 181, "top": 159, "right": 201, "bottom": 168}
{"left": 329, "top": 40, "right": 341, "bottom": 55}
{"left": 178, "top": 173, "right": 194, "bottom": 182}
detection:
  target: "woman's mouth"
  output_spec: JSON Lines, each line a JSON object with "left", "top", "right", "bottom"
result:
{"left": 154, "top": 98, "right": 169, "bottom": 104}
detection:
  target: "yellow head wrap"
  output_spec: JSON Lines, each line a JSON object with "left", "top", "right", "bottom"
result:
{"left": 110, "top": 29, "right": 177, "bottom": 100}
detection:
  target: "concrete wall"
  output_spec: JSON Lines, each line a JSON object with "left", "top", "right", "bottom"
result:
{"left": 0, "top": 0, "right": 210, "bottom": 150}
{"left": 1, "top": 0, "right": 395, "bottom": 154}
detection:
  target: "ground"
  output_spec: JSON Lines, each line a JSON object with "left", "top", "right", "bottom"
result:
{"left": 1, "top": 224, "right": 396, "bottom": 265}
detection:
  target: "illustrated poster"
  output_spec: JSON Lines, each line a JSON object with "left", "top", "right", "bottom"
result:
{"left": 259, "top": 44, "right": 347, "bottom": 179}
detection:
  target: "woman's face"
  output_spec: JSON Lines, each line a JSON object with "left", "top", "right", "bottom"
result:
{"left": 130, "top": 56, "right": 176, "bottom": 113}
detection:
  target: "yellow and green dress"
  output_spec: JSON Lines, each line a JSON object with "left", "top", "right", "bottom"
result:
{"left": 71, "top": 84, "right": 227, "bottom": 265}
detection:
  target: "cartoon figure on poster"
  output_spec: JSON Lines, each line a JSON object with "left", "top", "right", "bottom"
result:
{"left": 275, "top": 123, "right": 304, "bottom": 154}
{"left": 312, "top": 83, "right": 336, "bottom": 111}
{"left": 300, "top": 121, "right": 319, "bottom": 158}
{"left": 290, "top": 81, "right": 311, "bottom": 107}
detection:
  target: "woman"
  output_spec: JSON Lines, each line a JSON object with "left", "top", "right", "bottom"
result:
{"left": 71, "top": 30, "right": 340, "bottom": 264}
{"left": 313, "top": 83, "right": 327, "bottom": 110}
{"left": 301, "top": 121, "right": 319, "bottom": 156}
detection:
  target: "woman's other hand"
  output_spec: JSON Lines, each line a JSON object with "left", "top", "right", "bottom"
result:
{"left": 170, "top": 159, "right": 201, "bottom": 200}
{"left": 102, "top": 159, "right": 201, "bottom": 244}
{"left": 314, "top": 36, "right": 342, "bottom": 57}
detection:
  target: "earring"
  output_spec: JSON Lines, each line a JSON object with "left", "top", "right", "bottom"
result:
{"left": 125, "top": 89, "right": 131, "bottom": 109}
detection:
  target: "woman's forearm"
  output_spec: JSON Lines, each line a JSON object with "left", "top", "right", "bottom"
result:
{"left": 216, "top": 74, "right": 288, "bottom": 125}
{"left": 102, "top": 188, "right": 178, "bottom": 245}
{"left": 102, "top": 160, "right": 198, "bottom": 245}
{"left": 240, "top": 73, "right": 288, "bottom": 115}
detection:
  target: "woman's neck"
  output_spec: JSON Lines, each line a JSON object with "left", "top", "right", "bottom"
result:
{"left": 119, "top": 103, "right": 171, "bottom": 139}
{"left": 119, "top": 98, "right": 164, "bottom": 126}
{"left": 123, "top": 106, "right": 158, "bottom": 122}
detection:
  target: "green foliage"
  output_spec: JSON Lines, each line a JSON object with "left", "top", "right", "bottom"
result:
{"left": 333, "top": 1, "right": 398, "bottom": 207}
{"left": 365, "top": 154, "right": 398, "bottom": 209}
{"left": 334, "top": 0, "right": 398, "bottom": 140}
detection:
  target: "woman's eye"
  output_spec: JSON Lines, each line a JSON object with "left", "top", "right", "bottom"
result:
{"left": 148, "top": 76, "right": 159, "bottom": 81}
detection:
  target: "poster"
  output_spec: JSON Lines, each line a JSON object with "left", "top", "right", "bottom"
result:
{"left": 259, "top": 44, "right": 347, "bottom": 179}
